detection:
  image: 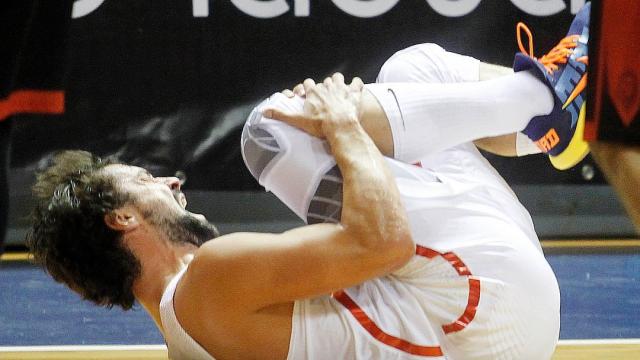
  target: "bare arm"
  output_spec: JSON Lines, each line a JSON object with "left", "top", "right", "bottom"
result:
{"left": 185, "top": 74, "right": 413, "bottom": 312}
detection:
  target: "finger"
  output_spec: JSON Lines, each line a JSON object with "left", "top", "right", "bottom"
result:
{"left": 349, "top": 77, "right": 364, "bottom": 92}
{"left": 282, "top": 89, "right": 295, "bottom": 98}
{"left": 303, "top": 78, "right": 316, "bottom": 95}
{"left": 311, "top": 83, "right": 327, "bottom": 95}
{"left": 293, "top": 84, "right": 305, "bottom": 97}
{"left": 262, "top": 107, "right": 303, "bottom": 125}
{"left": 332, "top": 72, "right": 345, "bottom": 85}
{"left": 262, "top": 107, "right": 317, "bottom": 135}
{"left": 323, "top": 76, "right": 333, "bottom": 86}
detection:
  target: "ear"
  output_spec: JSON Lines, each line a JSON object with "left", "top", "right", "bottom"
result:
{"left": 104, "top": 206, "right": 140, "bottom": 232}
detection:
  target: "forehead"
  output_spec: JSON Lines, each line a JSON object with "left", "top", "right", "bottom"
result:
{"left": 102, "top": 164, "right": 149, "bottom": 182}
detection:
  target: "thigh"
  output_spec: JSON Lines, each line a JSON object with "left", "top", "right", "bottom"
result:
{"left": 377, "top": 43, "right": 480, "bottom": 84}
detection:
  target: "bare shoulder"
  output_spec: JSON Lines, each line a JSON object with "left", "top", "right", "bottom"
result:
{"left": 195, "top": 231, "right": 277, "bottom": 260}
{"left": 169, "top": 234, "right": 260, "bottom": 355}
{"left": 173, "top": 232, "right": 295, "bottom": 359}
{"left": 180, "top": 232, "right": 274, "bottom": 309}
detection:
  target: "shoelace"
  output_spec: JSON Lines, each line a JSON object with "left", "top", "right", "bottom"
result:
{"left": 517, "top": 22, "right": 580, "bottom": 75}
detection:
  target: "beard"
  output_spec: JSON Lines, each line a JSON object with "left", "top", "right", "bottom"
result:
{"left": 158, "top": 211, "right": 220, "bottom": 247}
{"left": 139, "top": 188, "right": 220, "bottom": 247}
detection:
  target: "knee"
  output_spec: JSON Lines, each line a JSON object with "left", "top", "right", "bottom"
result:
{"left": 376, "top": 43, "right": 447, "bottom": 83}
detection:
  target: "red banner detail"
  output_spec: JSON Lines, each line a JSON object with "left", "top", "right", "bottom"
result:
{"left": 0, "top": 90, "right": 65, "bottom": 121}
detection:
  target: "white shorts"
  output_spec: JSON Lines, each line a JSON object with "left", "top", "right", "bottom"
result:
{"left": 243, "top": 43, "right": 560, "bottom": 360}
{"left": 367, "top": 43, "right": 560, "bottom": 360}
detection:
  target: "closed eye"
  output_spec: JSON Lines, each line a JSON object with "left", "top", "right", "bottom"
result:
{"left": 137, "top": 169, "right": 155, "bottom": 183}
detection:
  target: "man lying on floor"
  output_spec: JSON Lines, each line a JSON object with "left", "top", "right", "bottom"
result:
{"left": 26, "top": 5, "right": 592, "bottom": 358}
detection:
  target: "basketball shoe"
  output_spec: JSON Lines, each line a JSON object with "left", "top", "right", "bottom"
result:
{"left": 514, "top": 2, "right": 590, "bottom": 170}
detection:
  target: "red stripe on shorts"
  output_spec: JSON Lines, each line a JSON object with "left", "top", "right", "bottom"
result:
{"left": 442, "top": 277, "right": 480, "bottom": 334}
{"left": 416, "top": 245, "right": 480, "bottom": 334}
{"left": 333, "top": 245, "right": 480, "bottom": 356}
{"left": 0, "top": 89, "right": 65, "bottom": 121}
{"left": 332, "top": 290, "right": 444, "bottom": 356}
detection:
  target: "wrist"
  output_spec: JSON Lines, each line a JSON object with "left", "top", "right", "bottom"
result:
{"left": 324, "top": 120, "right": 376, "bottom": 161}
{"left": 323, "top": 114, "right": 361, "bottom": 139}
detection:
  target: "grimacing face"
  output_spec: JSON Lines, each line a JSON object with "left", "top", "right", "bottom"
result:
{"left": 102, "top": 164, "right": 219, "bottom": 246}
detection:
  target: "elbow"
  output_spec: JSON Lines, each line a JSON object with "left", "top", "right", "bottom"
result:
{"left": 392, "top": 230, "right": 416, "bottom": 268}
{"left": 348, "top": 222, "right": 415, "bottom": 270}
{"left": 344, "top": 194, "right": 415, "bottom": 268}
{"left": 371, "top": 226, "right": 415, "bottom": 270}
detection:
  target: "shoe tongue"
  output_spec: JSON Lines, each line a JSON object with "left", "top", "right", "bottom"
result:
{"left": 566, "top": 2, "right": 590, "bottom": 36}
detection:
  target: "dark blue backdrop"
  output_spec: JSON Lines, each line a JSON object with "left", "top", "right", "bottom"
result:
{"left": 10, "top": 0, "right": 601, "bottom": 191}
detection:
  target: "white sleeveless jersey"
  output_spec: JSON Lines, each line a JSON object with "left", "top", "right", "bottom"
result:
{"left": 158, "top": 93, "right": 560, "bottom": 359}
{"left": 242, "top": 93, "right": 559, "bottom": 360}
{"left": 160, "top": 268, "right": 214, "bottom": 360}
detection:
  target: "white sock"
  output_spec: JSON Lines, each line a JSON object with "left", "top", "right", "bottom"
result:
{"left": 516, "top": 132, "right": 543, "bottom": 156}
{"left": 365, "top": 71, "right": 553, "bottom": 163}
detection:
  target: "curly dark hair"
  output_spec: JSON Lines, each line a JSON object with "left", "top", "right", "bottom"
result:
{"left": 26, "top": 150, "right": 141, "bottom": 310}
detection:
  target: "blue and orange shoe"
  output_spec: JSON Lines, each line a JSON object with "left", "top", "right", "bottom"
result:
{"left": 514, "top": 2, "right": 590, "bottom": 170}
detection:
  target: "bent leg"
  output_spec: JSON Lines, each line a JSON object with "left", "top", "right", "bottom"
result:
{"left": 361, "top": 44, "right": 552, "bottom": 164}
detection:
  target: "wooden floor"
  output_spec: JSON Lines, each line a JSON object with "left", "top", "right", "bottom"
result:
{"left": 1, "top": 340, "right": 639, "bottom": 360}
{"left": 0, "top": 345, "right": 166, "bottom": 359}
{"left": 553, "top": 340, "right": 640, "bottom": 360}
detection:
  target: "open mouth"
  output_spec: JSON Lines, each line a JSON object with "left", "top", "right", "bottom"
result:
{"left": 174, "top": 191, "right": 187, "bottom": 208}
{"left": 173, "top": 190, "right": 208, "bottom": 221}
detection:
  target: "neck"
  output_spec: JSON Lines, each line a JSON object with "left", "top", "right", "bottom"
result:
{"left": 132, "top": 238, "right": 196, "bottom": 333}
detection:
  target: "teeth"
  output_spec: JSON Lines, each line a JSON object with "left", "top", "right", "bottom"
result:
{"left": 176, "top": 193, "right": 187, "bottom": 208}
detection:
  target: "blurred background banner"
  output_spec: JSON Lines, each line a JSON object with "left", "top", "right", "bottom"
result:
{"left": 11, "top": 0, "right": 597, "bottom": 190}
{"left": 9, "top": 0, "right": 631, "bottom": 244}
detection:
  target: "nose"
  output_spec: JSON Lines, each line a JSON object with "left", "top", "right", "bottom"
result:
{"left": 162, "top": 177, "right": 181, "bottom": 191}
